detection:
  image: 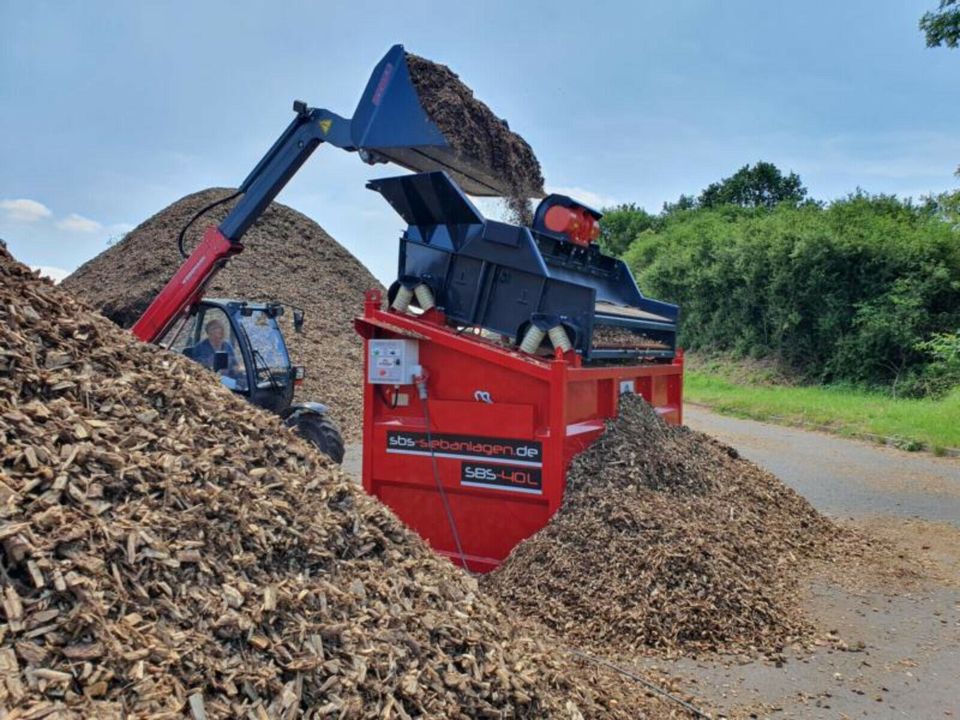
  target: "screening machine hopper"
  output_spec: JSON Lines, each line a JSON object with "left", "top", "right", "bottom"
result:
{"left": 356, "top": 171, "right": 683, "bottom": 573}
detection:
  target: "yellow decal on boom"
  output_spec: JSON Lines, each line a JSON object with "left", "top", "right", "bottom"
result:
{"left": 318, "top": 119, "right": 333, "bottom": 134}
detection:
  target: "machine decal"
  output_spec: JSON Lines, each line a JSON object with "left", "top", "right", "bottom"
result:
{"left": 461, "top": 462, "right": 543, "bottom": 495}
{"left": 371, "top": 62, "right": 394, "bottom": 106}
{"left": 386, "top": 431, "right": 542, "bottom": 467}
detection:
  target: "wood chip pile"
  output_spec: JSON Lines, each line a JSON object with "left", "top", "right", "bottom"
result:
{"left": 1, "top": 246, "right": 677, "bottom": 718}
{"left": 406, "top": 53, "right": 543, "bottom": 223}
{"left": 592, "top": 327, "right": 669, "bottom": 350}
{"left": 61, "top": 189, "right": 382, "bottom": 441}
{"left": 485, "top": 394, "right": 860, "bottom": 658}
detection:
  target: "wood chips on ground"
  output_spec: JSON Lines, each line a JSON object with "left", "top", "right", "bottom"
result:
{"left": 485, "top": 394, "right": 875, "bottom": 659}
{"left": 61, "top": 189, "right": 382, "bottom": 441}
{"left": 1, "top": 243, "right": 682, "bottom": 719}
{"left": 592, "top": 326, "right": 669, "bottom": 350}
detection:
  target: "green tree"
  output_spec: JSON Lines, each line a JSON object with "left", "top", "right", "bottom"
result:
{"left": 920, "top": 0, "right": 960, "bottom": 48}
{"left": 921, "top": 189, "right": 960, "bottom": 229}
{"left": 919, "top": 1, "right": 960, "bottom": 172}
{"left": 597, "top": 203, "right": 655, "bottom": 256}
{"left": 697, "top": 161, "right": 808, "bottom": 209}
{"left": 915, "top": 332, "right": 960, "bottom": 396}
{"left": 619, "top": 194, "right": 960, "bottom": 392}
{"left": 661, "top": 194, "right": 696, "bottom": 215}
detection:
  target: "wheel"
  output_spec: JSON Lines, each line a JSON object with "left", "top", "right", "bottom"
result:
{"left": 288, "top": 412, "right": 345, "bottom": 464}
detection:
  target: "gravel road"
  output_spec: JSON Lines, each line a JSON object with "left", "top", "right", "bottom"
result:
{"left": 661, "top": 404, "right": 960, "bottom": 718}
{"left": 684, "top": 404, "right": 960, "bottom": 527}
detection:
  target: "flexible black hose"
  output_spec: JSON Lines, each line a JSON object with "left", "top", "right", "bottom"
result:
{"left": 176, "top": 190, "right": 242, "bottom": 258}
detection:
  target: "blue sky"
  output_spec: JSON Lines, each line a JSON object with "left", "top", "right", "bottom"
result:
{"left": 1, "top": 0, "right": 957, "bottom": 283}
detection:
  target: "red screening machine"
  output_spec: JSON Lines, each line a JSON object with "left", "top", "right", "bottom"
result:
{"left": 120, "top": 38, "right": 682, "bottom": 572}
{"left": 356, "top": 172, "right": 683, "bottom": 573}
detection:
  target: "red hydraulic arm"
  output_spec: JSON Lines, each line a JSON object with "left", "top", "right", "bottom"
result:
{"left": 130, "top": 227, "right": 240, "bottom": 342}
{"left": 127, "top": 43, "right": 512, "bottom": 346}
{"left": 129, "top": 100, "right": 355, "bottom": 344}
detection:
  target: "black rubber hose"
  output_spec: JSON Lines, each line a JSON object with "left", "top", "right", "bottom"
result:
{"left": 176, "top": 190, "right": 242, "bottom": 258}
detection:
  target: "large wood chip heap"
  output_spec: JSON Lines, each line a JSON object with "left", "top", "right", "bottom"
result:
{"left": 485, "top": 395, "right": 860, "bottom": 658}
{"left": 406, "top": 53, "right": 544, "bottom": 222}
{"left": 61, "top": 189, "right": 382, "bottom": 441}
{"left": 1, "top": 246, "right": 679, "bottom": 718}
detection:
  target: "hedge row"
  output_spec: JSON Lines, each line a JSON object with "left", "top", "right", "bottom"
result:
{"left": 612, "top": 192, "right": 960, "bottom": 395}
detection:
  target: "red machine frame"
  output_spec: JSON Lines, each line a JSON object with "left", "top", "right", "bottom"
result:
{"left": 356, "top": 290, "right": 683, "bottom": 573}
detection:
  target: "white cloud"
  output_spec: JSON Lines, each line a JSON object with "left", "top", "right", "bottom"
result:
{"left": 56, "top": 213, "right": 103, "bottom": 233}
{"left": 545, "top": 186, "right": 622, "bottom": 210}
{"left": 30, "top": 265, "right": 70, "bottom": 284}
{"left": 0, "top": 198, "right": 52, "bottom": 222}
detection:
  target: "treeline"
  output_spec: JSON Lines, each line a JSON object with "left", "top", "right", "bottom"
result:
{"left": 600, "top": 163, "right": 960, "bottom": 396}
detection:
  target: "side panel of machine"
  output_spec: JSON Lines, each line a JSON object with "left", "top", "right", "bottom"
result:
{"left": 565, "top": 370, "right": 683, "bottom": 427}
{"left": 443, "top": 255, "right": 486, "bottom": 321}
{"left": 479, "top": 267, "right": 546, "bottom": 336}
{"left": 361, "top": 327, "right": 561, "bottom": 573}
{"left": 359, "top": 306, "right": 685, "bottom": 573}
{"left": 373, "top": 429, "right": 554, "bottom": 573}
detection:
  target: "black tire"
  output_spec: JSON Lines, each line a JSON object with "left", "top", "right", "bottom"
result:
{"left": 290, "top": 413, "right": 345, "bottom": 464}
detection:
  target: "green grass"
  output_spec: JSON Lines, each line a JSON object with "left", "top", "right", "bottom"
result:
{"left": 685, "top": 370, "right": 960, "bottom": 453}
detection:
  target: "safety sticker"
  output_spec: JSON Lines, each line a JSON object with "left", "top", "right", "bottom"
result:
{"left": 460, "top": 462, "right": 543, "bottom": 495}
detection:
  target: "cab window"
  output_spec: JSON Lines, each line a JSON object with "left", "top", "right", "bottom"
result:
{"left": 158, "top": 312, "right": 198, "bottom": 354}
{"left": 237, "top": 309, "right": 290, "bottom": 387}
{"left": 158, "top": 307, "right": 247, "bottom": 389}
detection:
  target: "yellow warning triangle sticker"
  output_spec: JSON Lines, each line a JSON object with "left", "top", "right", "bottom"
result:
{"left": 318, "top": 119, "right": 333, "bottom": 134}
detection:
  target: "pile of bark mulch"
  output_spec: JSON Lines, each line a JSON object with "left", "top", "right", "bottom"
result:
{"left": 485, "top": 394, "right": 871, "bottom": 658}
{"left": 0, "top": 247, "right": 680, "bottom": 718}
{"left": 406, "top": 52, "right": 543, "bottom": 221}
{"left": 61, "top": 189, "right": 382, "bottom": 441}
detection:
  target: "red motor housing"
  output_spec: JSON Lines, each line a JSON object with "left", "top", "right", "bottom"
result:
{"left": 543, "top": 204, "right": 601, "bottom": 246}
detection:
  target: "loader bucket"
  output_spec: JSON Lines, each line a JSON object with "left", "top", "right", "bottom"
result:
{"left": 351, "top": 45, "right": 543, "bottom": 198}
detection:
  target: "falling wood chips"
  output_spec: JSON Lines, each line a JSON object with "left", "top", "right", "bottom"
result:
{"left": 484, "top": 395, "right": 876, "bottom": 658}
{"left": 0, "top": 245, "right": 684, "bottom": 718}
{"left": 405, "top": 52, "right": 544, "bottom": 224}
{"left": 61, "top": 189, "right": 384, "bottom": 442}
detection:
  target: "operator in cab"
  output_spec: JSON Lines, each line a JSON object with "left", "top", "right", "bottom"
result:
{"left": 193, "top": 319, "right": 237, "bottom": 376}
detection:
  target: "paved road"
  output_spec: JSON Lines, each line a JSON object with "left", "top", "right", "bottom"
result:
{"left": 667, "top": 405, "right": 960, "bottom": 719}
{"left": 684, "top": 404, "right": 960, "bottom": 527}
{"left": 343, "top": 409, "right": 960, "bottom": 718}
